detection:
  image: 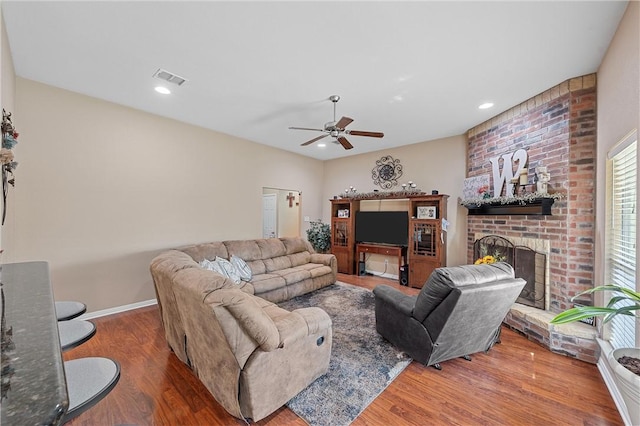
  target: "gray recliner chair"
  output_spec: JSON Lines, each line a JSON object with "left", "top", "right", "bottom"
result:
{"left": 373, "top": 262, "right": 525, "bottom": 369}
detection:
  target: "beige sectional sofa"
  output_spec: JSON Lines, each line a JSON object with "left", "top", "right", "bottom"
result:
{"left": 150, "top": 237, "right": 337, "bottom": 422}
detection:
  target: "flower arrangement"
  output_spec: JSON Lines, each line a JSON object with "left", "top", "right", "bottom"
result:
{"left": 475, "top": 255, "right": 498, "bottom": 265}
{"left": 478, "top": 185, "right": 491, "bottom": 199}
{"left": 475, "top": 244, "right": 506, "bottom": 265}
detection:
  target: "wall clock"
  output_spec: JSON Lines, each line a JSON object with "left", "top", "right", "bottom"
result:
{"left": 372, "top": 156, "right": 402, "bottom": 189}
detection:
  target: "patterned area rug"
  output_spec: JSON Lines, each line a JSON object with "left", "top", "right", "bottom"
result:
{"left": 278, "top": 282, "right": 412, "bottom": 426}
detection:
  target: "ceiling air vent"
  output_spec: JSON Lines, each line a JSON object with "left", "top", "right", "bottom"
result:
{"left": 152, "top": 68, "right": 188, "bottom": 86}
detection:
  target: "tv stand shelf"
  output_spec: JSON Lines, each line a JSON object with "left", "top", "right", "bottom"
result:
{"left": 330, "top": 194, "right": 449, "bottom": 285}
{"left": 356, "top": 243, "right": 407, "bottom": 276}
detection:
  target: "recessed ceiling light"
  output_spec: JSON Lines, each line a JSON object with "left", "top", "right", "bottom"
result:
{"left": 154, "top": 86, "right": 171, "bottom": 95}
{"left": 478, "top": 102, "right": 494, "bottom": 110}
{"left": 317, "top": 143, "right": 326, "bottom": 148}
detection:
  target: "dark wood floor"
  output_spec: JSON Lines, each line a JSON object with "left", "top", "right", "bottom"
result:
{"left": 65, "top": 273, "right": 623, "bottom": 425}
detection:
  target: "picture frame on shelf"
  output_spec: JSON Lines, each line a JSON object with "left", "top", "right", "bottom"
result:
{"left": 417, "top": 206, "right": 437, "bottom": 219}
{"left": 337, "top": 209, "right": 349, "bottom": 218}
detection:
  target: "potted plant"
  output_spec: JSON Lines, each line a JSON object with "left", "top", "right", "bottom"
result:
{"left": 551, "top": 285, "right": 639, "bottom": 424}
{"left": 306, "top": 220, "right": 331, "bottom": 253}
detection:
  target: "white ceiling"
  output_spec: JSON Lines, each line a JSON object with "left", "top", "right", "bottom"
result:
{"left": 1, "top": 1, "right": 628, "bottom": 161}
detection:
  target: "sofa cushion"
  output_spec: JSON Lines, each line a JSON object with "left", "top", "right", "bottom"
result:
{"left": 180, "top": 242, "right": 228, "bottom": 263}
{"left": 288, "top": 251, "right": 311, "bottom": 267}
{"left": 224, "top": 240, "right": 263, "bottom": 261}
{"left": 246, "top": 259, "right": 267, "bottom": 276}
{"left": 257, "top": 238, "right": 287, "bottom": 258}
{"left": 308, "top": 265, "right": 333, "bottom": 279}
{"left": 273, "top": 267, "right": 312, "bottom": 285}
{"left": 251, "top": 273, "right": 287, "bottom": 293}
{"left": 231, "top": 255, "right": 252, "bottom": 281}
{"left": 264, "top": 255, "right": 293, "bottom": 272}
{"left": 281, "top": 237, "right": 311, "bottom": 254}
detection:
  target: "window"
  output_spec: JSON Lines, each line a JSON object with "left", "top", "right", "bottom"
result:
{"left": 605, "top": 130, "right": 637, "bottom": 349}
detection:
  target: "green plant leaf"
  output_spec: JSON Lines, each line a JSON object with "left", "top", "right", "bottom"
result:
{"left": 550, "top": 306, "right": 622, "bottom": 324}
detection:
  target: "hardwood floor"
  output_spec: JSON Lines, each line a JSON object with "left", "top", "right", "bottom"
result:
{"left": 64, "top": 274, "right": 623, "bottom": 425}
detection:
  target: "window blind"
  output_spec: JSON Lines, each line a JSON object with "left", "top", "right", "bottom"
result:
{"left": 606, "top": 133, "right": 637, "bottom": 349}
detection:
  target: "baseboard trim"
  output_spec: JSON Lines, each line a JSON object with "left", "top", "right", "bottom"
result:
{"left": 78, "top": 299, "right": 157, "bottom": 320}
{"left": 596, "top": 339, "right": 631, "bottom": 426}
{"left": 364, "top": 270, "right": 399, "bottom": 281}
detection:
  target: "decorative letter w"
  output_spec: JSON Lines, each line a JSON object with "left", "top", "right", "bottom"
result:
{"left": 489, "top": 149, "right": 527, "bottom": 197}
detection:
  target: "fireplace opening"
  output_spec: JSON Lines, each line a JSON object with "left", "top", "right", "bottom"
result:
{"left": 474, "top": 235, "right": 546, "bottom": 310}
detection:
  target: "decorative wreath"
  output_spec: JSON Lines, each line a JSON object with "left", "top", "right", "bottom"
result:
{"left": 371, "top": 156, "right": 402, "bottom": 189}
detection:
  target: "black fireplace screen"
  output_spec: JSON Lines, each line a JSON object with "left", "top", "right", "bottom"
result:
{"left": 474, "top": 235, "right": 546, "bottom": 309}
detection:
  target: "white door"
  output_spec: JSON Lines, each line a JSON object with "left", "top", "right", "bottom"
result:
{"left": 262, "top": 194, "right": 277, "bottom": 238}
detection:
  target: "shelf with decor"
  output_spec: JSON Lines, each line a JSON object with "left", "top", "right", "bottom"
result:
{"left": 407, "top": 195, "right": 449, "bottom": 288}
{"left": 461, "top": 194, "right": 561, "bottom": 216}
{"left": 329, "top": 194, "right": 449, "bottom": 287}
{"left": 330, "top": 198, "right": 360, "bottom": 274}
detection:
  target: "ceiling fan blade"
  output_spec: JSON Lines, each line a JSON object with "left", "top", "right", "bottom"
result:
{"left": 289, "top": 126, "right": 325, "bottom": 132}
{"left": 337, "top": 136, "right": 353, "bottom": 150}
{"left": 335, "top": 116, "right": 354, "bottom": 129}
{"left": 346, "top": 130, "right": 384, "bottom": 138}
{"left": 300, "top": 134, "right": 329, "bottom": 146}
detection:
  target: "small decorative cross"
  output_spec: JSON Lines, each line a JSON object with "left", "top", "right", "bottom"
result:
{"left": 287, "top": 192, "right": 295, "bottom": 208}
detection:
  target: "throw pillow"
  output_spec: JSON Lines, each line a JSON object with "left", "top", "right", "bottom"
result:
{"left": 230, "top": 255, "right": 252, "bottom": 281}
{"left": 215, "top": 256, "right": 242, "bottom": 285}
{"left": 200, "top": 258, "right": 227, "bottom": 277}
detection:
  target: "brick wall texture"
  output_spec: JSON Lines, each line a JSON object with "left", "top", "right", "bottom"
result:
{"left": 467, "top": 74, "right": 596, "bottom": 312}
{"left": 466, "top": 75, "right": 598, "bottom": 363}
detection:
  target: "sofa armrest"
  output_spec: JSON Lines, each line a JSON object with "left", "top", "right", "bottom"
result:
{"left": 205, "top": 289, "right": 281, "bottom": 351}
{"left": 310, "top": 253, "right": 336, "bottom": 268}
{"left": 274, "top": 307, "right": 332, "bottom": 348}
{"left": 372, "top": 285, "right": 416, "bottom": 317}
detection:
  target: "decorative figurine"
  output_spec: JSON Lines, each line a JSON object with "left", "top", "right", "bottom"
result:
{"left": 536, "top": 166, "right": 550, "bottom": 194}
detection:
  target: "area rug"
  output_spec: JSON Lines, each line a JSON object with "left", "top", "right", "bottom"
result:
{"left": 278, "top": 282, "right": 412, "bottom": 426}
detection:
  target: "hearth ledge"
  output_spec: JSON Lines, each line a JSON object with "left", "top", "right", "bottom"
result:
{"left": 504, "top": 303, "right": 599, "bottom": 364}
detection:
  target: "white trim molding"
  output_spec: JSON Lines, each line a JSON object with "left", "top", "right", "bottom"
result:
{"left": 597, "top": 338, "right": 633, "bottom": 426}
{"left": 78, "top": 299, "right": 157, "bottom": 320}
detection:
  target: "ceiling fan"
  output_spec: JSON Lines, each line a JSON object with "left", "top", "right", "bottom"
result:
{"left": 289, "top": 95, "right": 384, "bottom": 150}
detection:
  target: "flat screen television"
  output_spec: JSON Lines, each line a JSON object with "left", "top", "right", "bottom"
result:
{"left": 355, "top": 211, "right": 409, "bottom": 246}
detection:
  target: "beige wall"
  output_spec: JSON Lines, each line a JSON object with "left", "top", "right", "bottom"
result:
{"left": 596, "top": 1, "right": 639, "bottom": 341}
{"left": 6, "top": 78, "right": 324, "bottom": 312}
{"left": 323, "top": 135, "right": 468, "bottom": 276}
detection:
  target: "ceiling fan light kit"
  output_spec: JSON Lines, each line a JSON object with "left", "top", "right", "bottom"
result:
{"left": 289, "top": 95, "right": 384, "bottom": 150}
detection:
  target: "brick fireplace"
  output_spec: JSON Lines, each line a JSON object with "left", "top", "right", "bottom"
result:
{"left": 466, "top": 74, "right": 599, "bottom": 363}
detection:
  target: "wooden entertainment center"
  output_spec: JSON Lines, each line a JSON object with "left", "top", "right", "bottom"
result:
{"left": 330, "top": 194, "right": 448, "bottom": 288}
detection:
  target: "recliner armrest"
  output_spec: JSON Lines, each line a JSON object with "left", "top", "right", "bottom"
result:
{"left": 274, "top": 307, "right": 332, "bottom": 348}
{"left": 309, "top": 253, "right": 336, "bottom": 267}
{"left": 372, "top": 285, "right": 415, "bottom": 317}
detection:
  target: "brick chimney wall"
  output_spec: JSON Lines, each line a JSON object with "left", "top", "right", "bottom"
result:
{"left": 466, "top": 74, "right": 597, "bottom": 313}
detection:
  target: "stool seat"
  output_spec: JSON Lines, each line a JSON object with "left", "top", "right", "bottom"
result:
{"left": 55, "top": 301, "right": 86, "bottom": 321}
{"left": 58, "top": 320, "right": 96, "bottom": 352}
{"left": 61, "top": 357, "right": 120, "bottom": 424}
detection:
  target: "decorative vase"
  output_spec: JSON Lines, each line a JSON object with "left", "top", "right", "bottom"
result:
{"left": 608, "top": 347, "right": 640, "bottom": 425}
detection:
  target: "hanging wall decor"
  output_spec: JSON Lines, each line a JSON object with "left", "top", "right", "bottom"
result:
{"left": 1, "top": 110, "right": 19, "bottom": 225}
{"left": 371, "top": 155, "right": 403, "bottom": 189}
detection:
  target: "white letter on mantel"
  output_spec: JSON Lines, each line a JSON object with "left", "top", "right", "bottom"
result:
{"left": 489, "top": 149, "right": 528, "bottom": 197}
